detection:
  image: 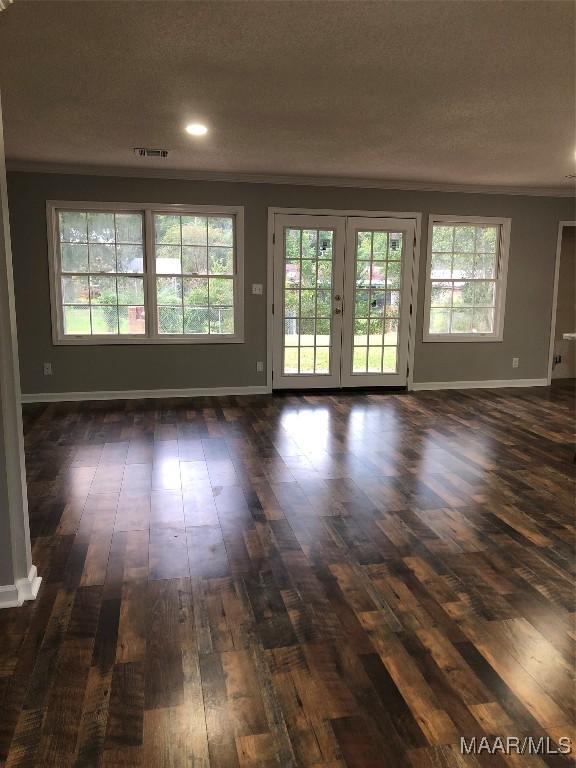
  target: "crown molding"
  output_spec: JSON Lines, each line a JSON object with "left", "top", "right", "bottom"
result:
{"left": 5, "top": 160, "right": 575, "bottom": 198}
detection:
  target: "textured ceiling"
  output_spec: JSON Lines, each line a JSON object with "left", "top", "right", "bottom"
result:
{"left": 0, "top": 0, "right": 574, "bottom": 190}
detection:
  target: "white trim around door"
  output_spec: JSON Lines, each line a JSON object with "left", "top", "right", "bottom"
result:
{"left": 547, "top": 220, "right": 576, "bottom": 384}
{"left": 267, "top": 208, "right": 422, "bottom": 391}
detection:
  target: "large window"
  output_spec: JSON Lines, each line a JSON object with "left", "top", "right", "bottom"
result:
{"left": 48, "top": 202, "right": 244, "bottom": 344}
{"left": 423, "top": 215, "right": 510, "bottom": 341}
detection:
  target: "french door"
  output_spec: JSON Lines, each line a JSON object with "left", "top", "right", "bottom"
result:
{"left": 272, "top": 213, "right": 415, "bottom": 389}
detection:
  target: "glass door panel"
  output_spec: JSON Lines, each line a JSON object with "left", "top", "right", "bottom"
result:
{"left": 273, "top": 214, "right": 345, "bottom": 388}
{"left": 341, "top": 217, "right": 415, "bottom": 387}
{"left": 351, "top": 231, "right": 402, "bottom": 374}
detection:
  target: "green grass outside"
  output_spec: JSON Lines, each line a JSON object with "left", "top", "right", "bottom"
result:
{"left": 284, "top": 337, "right": 398, "bottom": 374}
{"left": 63, "top": 306, "right": 145, "bottom": 335}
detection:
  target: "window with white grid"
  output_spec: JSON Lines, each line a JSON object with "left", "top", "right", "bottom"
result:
{"left": 48, "top": 203, "right": 244, "bottom": 344}
{"left": 154, "top": 213, "right": 236, "bottom": 336}
{"left": 424, "top": 215, "right": 510, "bottom": 342}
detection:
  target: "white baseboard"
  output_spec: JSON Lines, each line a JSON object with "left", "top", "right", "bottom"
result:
{"left": 21, "top": 385, "right": 271, "bottom": 404}
{"left": 0, "top": 584, "right": 20, "bottom": 608}
{"left": 0, "top": 565, "right": 41, "bottom": 609}
{"left": 21, "top": 380, "right": 553, "bottom": 402}
{"left": 411, "top": 378, "right": 548, "bottom": 391}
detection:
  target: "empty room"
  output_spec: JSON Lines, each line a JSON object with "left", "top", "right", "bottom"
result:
{"left": 0, "top": 1, "right": 574, "bottom": 766}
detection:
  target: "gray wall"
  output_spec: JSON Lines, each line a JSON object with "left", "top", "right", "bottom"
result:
{"left": 7, "top": 171, "right": 574, "bottom": 394}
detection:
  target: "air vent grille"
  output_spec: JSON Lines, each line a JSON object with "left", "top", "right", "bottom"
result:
{"left": 133, "top": 147, "right": 169, "bottom": 158}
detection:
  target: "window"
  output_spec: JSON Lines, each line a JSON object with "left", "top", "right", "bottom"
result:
{"left": 56, "top": 209, "right": 146, "bottom": 338}
{"left": 423, "top": 215, "right": 510, "bottom": 341}
{"left": 48, "top": 202, "right": 244, "bottom": 344}
{"left": 154, "top": 212, "right": 235, "bottom": 336}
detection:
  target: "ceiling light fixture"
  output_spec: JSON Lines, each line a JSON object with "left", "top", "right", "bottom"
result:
{"left": 185, "top": 123, "right": 208, "bottom": 136}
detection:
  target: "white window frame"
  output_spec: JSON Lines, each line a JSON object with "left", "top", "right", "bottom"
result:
{"left": 423, "top": 214, "right": 511, "bottom": 343}
{"left": 47, "top": 201, "right": 244, "bottom": 345}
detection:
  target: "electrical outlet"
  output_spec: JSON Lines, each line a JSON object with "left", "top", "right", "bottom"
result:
{"left": 553, "top": 354, "right": 563, "bottom": 365}
{"left": 43, "top": 362, "right": 53, "bottom": 376}
{"left": 252, "top": 283, "right": 263, "bottom": 295}
{"left": 256, "top": 361, "right": 264, "bottom": 373}
{"left": 512, "top": 357, "right": 519, "bottom": 369}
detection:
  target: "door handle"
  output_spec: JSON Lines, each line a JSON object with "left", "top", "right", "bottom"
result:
{"left": 334, "top": 294, "right": 342, "bottom": 301}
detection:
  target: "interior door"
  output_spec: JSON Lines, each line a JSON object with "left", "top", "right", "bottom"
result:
{"left": 341, "top": 217, "right": 415, "bottom": 387}
{"left": 273, "top": 214, "right": 345, "bottom": 388}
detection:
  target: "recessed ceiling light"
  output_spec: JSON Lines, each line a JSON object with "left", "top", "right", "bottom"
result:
{"left": 185, "top": 123, "right": 208, "bottom": 136}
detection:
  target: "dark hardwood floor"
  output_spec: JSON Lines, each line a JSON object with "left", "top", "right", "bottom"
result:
{"left": 1, "top": 381, "right": 574, "bottom": 767}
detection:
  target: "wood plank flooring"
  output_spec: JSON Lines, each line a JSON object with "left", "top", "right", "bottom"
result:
{"left": 1, "top": 381, "right": 575, "bottom": 767}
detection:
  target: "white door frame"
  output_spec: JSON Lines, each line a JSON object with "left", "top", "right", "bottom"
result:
{"left": 547, "top": 220, "right": 576, "bottom": 384}
{"left": 266, "top": 207, "right": 422, "bottom": 391}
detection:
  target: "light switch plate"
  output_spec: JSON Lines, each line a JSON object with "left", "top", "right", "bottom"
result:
{"left": 252, "top": 283, "right": 263, "bottom": 295}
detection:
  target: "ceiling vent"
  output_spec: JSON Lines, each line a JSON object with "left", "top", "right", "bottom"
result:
{"left": 133, "top": 147, "right": 169, "bottom": 159}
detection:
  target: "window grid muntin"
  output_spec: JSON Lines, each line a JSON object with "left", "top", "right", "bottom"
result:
{"left": 58, "top": 209, "right": 145, "bottom": 337}
{"left": 153, "top": 213, "right": 235, "bottom": 336}
{"left": 283, "top": 227, "right": 333, "bottom": 375}
{"left": 429, "top": 223, "right": 499, "bottom": 335}
{"left": 352, "top": 229, "right": 402, "bottom": 374}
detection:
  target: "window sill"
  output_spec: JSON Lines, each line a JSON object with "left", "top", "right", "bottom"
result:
{"left": 52, "top": 335, "right": 245, "bottom": 346}
{"left": 422, "top": 333, "right": 503, "bottom": 343}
